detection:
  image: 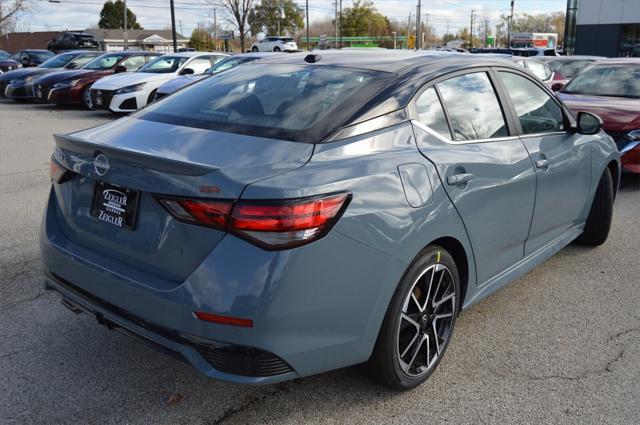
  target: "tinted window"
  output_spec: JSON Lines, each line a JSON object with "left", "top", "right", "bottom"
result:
{"left": 30, "top": 51, "right": 54, "bottom": 61}
{"left": 415, "top": 87, "right": 451, "bottom": 139}
{"left": 499, "top": 72, "right": 564, "bottom": 134}
{"left": 563, "top": 64, "right": 640, "bottom": 98}
{"left": 206, "top": 57, "right": 255, "bottom": 74}
{"left": 527, "top": 60, "right": 551, "bottom": 80}
{"left": 138, "top": 56, "right": 188, "bottom": 73}
{"left": 140, "top": 64, "right": 392, "bottom": 143}
{"left": 437, "top": 72, "right": 508, "bottom": 141}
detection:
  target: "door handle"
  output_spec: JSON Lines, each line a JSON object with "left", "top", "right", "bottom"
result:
{"left": 447, "top": 173, "right": 474, "bottom": 186}
{"left": 535, "top": 159, "right": 550, "bottom": 169}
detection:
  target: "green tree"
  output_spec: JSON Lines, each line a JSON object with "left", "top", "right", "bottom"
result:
{"left": 98, "top": 0, "right": 142, "bottom": 30}
{"left": 248, "top": 0, "right": 304, "bottom": 36}
{"left": 340, "top": 0, "right": 389, "bottom": 37}
{"left": 189, "top": 28, "right": 213, "bottom": 50}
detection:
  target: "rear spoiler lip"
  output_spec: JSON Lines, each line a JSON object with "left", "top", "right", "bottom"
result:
{"left": 53, "top": 133, "right": 220, "bottom": 177}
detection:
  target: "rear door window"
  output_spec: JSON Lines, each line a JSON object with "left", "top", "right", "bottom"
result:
{"left": 415, "top": 87, "right": 451, "bottom": 140}
{"left": 437, "top": 72, "right": 509, "bottom": 141}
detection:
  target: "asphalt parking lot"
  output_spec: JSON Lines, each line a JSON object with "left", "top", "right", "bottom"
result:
{"left": 1, "top": 98, "right": 639, "bottom": 425}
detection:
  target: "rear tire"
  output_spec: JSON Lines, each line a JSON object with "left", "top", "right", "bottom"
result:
{"left": 367, "top": 246, "right": 460, "bottom": 390}
{"left": 273, "top": 46, "right": 281, "bottom": 52}
{"left": 574, "top": 167, "right": 614, "bottom": 246}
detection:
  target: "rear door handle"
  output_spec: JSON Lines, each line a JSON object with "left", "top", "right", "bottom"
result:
{"left": 535, "top": 159, "right": 550, "bottom": 169}
{"left": 447, "top": 173, "right": 474, "bottom": 186}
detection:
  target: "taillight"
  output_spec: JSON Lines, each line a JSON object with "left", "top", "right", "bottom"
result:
{"left": 156, "top": 192, "right": 351, "bottom": 250}
{"left": 49, "top": 158, "right": 75, "bottom": 183}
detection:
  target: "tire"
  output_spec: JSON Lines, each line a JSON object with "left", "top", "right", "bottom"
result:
{"left": 146, "top": 90, "right": 157, "bottom": 106}
{"left": 273, "top": 46, "right": 281, "bottom": 52}
{"left": 252, "top": 46, "right": 259, "bottom": 52}
{"left": 81, "top": 86, "right": 92, "bottom": 109}
{"left": 367, "top": 245, "right": 460, "bottom": 390}
{"left": 574, "top": 167, "right": 614, "bottom": 246}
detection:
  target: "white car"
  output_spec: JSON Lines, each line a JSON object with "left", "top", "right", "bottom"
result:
{"left": 89, "top": 52, "right": 227, "bottom": 112}
{"left": 250, "top": 37, "right": 298, "bottom": 52}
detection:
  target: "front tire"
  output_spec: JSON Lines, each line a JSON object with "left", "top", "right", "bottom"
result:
{"left": 273, "top": 46, "right": 281, "bottom": 52}
{"left": 574, "top": 167, "right": 614, "bottom": 246}
{"left": 146, "top": 90, "right": 157, "bottom": 106}
{"left": 252, "top": 46, "right": 259, "bottom": 52}
{"left": 81, "top": 86, "right": 92, "bottom": 109}
{"left": 367, "top": 246, "right": 460, "bottom": 390}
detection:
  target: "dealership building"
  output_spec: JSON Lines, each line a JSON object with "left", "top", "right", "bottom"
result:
{"left": 569, "top": 0, "right": 640, "bottom": 57}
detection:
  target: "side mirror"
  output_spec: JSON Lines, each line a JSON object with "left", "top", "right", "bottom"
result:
{"left": 180, "top": 67, "right": 195, "bottom": 75}
{"left": 577, "top": 111, "right": 603, "bottom": 135}
{"left": 113, "top": 65, "right": 127, "bottom": 74}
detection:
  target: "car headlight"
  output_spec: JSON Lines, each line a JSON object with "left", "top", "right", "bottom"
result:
{"left": 115, "top": 82, "right": 146, "bottom": 94}
{"left": 53, "top": 79, "right": 80, "bottom": 89}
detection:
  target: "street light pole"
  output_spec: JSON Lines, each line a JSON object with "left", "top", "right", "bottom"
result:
{"left": 416, "top": 0, "right": 421, "bottom": 50}
{"left": 339, "top": 0, "right": 342, "bottom": 49}
{"left": 123, "top": 0, "right": 128, "bottom": 50}
{"left": 508, "top": 0, "right": 514, "bottom": 48}
{"left": 306, "top": 0, "right": 310, "bottom": 50}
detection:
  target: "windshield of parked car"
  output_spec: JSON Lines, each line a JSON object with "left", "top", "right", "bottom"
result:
{"left": 547, "top": 59, "right": 595, "bottom": 78}
{"left": 205, "top": 56, "right": 256, "bottom": 74}
{"left": 138, "top": 56, "right": 188, "bottom": 73}
{"left": 0, "top": 51, "right": 10, "bottom": 60}
{"left": 563, "top": 64, "right": 640, "bottom": 98}
{"left": 82, "top": 53, "right": 128, "bottom": 70}
{"left": 139, "top": 64, "right": 393, "bottom": 143}
{"left": 39, "top": 53, "right": 76, "bottom": 68}
{"left": 31, "top": 51, "right": 54, "bottom": 61}
{"left": 279, "top": 38, "right": 294, "bottom": 43}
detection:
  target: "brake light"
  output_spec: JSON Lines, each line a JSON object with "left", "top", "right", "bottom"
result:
{"left": 156, "top": 192, "right": 350, "bottom": 250}
{"left": 49, "top": 159, "right": 75, "bottom": 183}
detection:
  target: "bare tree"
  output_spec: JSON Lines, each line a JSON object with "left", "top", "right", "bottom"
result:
{"left": 0, "top": 0, "right": 29, "bottom": 35}
{"left": 213, "top": 0, "right": 254, "bottom": 52}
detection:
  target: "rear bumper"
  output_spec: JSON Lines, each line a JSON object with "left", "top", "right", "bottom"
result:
{"left": 40, "top": 185, "right": 405, "bottom": 383}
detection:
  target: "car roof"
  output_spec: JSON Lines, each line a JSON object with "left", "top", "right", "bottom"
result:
{"left": 158, "top": 51, "right": 213, "bottom": 58}
{"left": 251, "top": 50, "right": 522, "bottom": 74}
{"left": 103, "top": 50, "right": 158, "bottom": 56}
{"left": 18, "top": 49, "right": 52, "bottom": 53}
{"left": 598, "top": 58, "right": 640, "bottom": 65}
{"left": 544, "top": 55, "right": 605, "bottom": 61}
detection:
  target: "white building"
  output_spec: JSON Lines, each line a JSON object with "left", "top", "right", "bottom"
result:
{"left": 85, "top": 29, "right": 189, "bottom": 53}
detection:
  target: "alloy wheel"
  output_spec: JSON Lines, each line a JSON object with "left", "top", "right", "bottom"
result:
{"left": 397, "top": 263, "right": 456, "bottom": 376}
{"left": 83, "top": 87, "right": 92, "bottom": 109}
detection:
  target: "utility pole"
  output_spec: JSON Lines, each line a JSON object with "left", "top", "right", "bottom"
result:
{"left": 170, "top": 0, "right": 178, "bottom": 52}
{"left": 416, "top": 0, "right": 421, "bottom": 50}
{"left": 123, "top": 0, "right": 127, "bottom": 50}
{"left": 425, "top": 13, "right": 429, "bottom": 48}
{"left": 339, "top": 0, "right": 342, "bottom": 49}
{"left": 407, "top": 12, "right": 411, "bottom": 49}
{"left": 546, "top": 16, "right": 550, "bottom": 33}
{"left": 507, "top": 0, "right": 514, "bottom": 48}
{"left": 213, "top": 9, "right": 217, "bottom": 51}
{"left": 470, "top": 10, "right": 474, "bottom": 49}
{"left": 334, "top": 0, "right": 338, "bottom": 49}
{"left": 306, "top": 0, "right": 309, "bottom": 50}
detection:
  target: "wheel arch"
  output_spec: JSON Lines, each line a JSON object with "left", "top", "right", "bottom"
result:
{"left": 429, "top": 236, "right": 469, "bottom": 312}
{"left": 607, "top": 159, "right": 620, "bottom": 200}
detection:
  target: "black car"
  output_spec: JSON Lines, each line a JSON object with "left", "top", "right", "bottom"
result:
{"left": 11, "top": 49, "right": 54, "bottom": 67}
{"left": 0, "top": 50, "right": 21, "bottom": 73}
{"left": 47, "top": 32, "right": 100, "bottom": 53}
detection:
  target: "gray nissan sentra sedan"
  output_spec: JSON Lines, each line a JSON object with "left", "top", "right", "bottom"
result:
{"left": 41, "top": 51, "right": 620, "bottom": 389}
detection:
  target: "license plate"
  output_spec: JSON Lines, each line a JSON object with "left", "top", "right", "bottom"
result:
{"left": 90, "top": 182, "right": 140, "bottom": 229}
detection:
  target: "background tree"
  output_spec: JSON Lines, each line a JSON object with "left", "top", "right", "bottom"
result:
{"left": 189, "top": 28, "right": 214, "bottom": 50}
{"left": 98, "top": 0, "right": 142, "bottom": 30}
{"left": 249, "top": 0, "right": 303, "bottom": 36}
{"left": 0, "top": 0, "right": 29, "bottom": 35}
{"left": 214, "top": 0, "right": 254, "bottom": 52}
{"left": 340, "top": 0, "right": 389, "bottom": 37}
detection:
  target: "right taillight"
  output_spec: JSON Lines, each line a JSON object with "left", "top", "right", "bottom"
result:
{"left": 156, "top": 192, "right": 351, "bottom": 250}
{"left": 49, "top": 158, "right": 76, "bottom": 184}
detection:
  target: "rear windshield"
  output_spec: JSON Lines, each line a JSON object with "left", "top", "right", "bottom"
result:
{"left": 139, "top": 63, "right": 393, "bottom": 143}
{"left": 138, "top": 56, "right": 188, "bottom": 73}
{"left": 32, "top": 51, "right": 54, "bottom": 61}
{"left": 548, "top": 59, "right": 595, "bottom": 78}
{"left": 563, "top": 64, "right": 640, "bottom": 98}
{"left": 39, "top": 53, "right": 76, "bottom": 68}
{"left": 83, "top": 53, "right": 128, "bottom": 70}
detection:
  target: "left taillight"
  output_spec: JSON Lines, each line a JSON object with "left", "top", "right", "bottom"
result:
{"left": 156, "top": 192, "right": 351, "bottom": 250}
{"left": 49, "top": 158, "right": 75, "bottom": 184}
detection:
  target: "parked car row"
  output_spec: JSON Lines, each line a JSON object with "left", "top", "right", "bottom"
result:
{"left": 39, "top": 50, "right": 622, "bottom": 391}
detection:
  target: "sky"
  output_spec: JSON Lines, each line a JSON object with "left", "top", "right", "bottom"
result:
{"left": 20, "top": 0, "right": 567, "bottom": 38}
